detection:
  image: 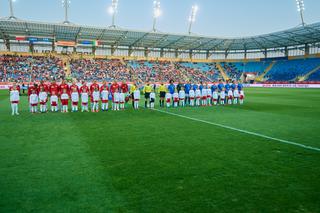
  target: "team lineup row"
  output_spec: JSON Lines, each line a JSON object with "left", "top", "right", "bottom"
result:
{"left": 8, "top": 80, "right": 245, "bottom": 115}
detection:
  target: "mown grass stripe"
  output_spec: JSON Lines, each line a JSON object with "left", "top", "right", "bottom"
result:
{"left": 152, "top": 108, "right": 320, "bottom": 152}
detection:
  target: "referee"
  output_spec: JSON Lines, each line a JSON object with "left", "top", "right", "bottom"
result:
{"left": 130, "top": 82, "right": 137, "bottom": 108}
{"left": 158, "top": 82, "right": 167, "bottom": 107}
{"left": 143, "top": 82, "right": 152, "bottom": 108}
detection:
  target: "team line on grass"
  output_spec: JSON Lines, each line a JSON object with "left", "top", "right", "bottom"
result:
{"left": 152, "top": 108, "right": 320, "bottom": 153}
{"left": 8, "top": 81, "right": 245, "bottom": 115}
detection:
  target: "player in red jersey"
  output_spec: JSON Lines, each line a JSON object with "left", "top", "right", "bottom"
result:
{"left": 69, "top": 81, "right": 79, "bottom": 94}
{"left": 59, "top": 79, "right": 69, "bottom": 95}
{"left": 110, "top": 81, "right": 119, "bottom": 94}
{"left": 90, "top": 80, "right": 100, "bottom": 107}
{"left": 120, "top": 80, "right": 129, "bottom": 104}
{"left": 120, "top": 81, "right": 129, "bottom": 94}
{"left": 38, "top": 80, "right": 49, "bottom": 93}
{"left": 27, "top": 83, "right": 38, "bottom": 112}
{"left": 80, "top": 81, "right": 89, "bottom": 93}
{"left": 100, "top": 81, "right": 109, "bottom": 92}
{"left": 9, "top": 82, "right": 21, "bottom": 93}
{"left": 49, "top": 80, "right": 59, "bottom": 96}
{"left": 28, "top": 83, "right": 38, "bottom": 96}
{"left": 100, "top": 81, "right": 109, "bottom": 111}
{"left": 90, "top": 80, "right": 100, "bottom": 94}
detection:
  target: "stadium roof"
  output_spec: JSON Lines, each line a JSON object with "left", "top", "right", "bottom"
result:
{"left": 0, "top": 19, "right": 320, "bottom": 51}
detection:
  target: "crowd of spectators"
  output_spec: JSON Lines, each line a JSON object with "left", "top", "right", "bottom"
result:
{"left": 69, "top": 58, "right": 221, "bottom": 83}
{"left": 70, "top": 59, "right": 132, "bottom": 82}
{"left": 2, "top": 54, "right": 320, "bottom": 83}
{"left": 221, "top": 62, "right": 243, "bottom": 80}
{"left": 0, "top": 55, "right": 65, "bottom": 82}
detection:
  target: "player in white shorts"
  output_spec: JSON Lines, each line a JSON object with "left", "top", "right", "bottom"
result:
{"left": 101, "top": 87, "right": 109, "bottom": 111}
{"left": 173, "top": 90, "right": 179, "bottom": 108}
{"left": 92, "top": 88, "right": 100, "bottom": 112}
{"left": 9, "top": 85, "right": 20, "bottom": 115}
{"left": 212, "top": 90, "right": 218, "bottom": 106}
{"left": 195, "top": 87, "right": 201, "bottom": 107}
{"left": 233, "top": 88, "right": 239, "bottom": 105}
{"left": 39, "top": 88, "right": 48, "bottom": 113}
{"left": 201, "top": 88, "right": 207, "bottom": 106}
{"left": 220, "top": 89, "right": 226, "bottom": 105}
{"left": 113, "top": 88, "right": 120, "bottom": 111}
{"left": 50, "top": 91, "right": 59, "bottom": 112}
{"left": 71, "top": 87, "right": 79, "bottom": 112}
{"left": 60, "top": 89, "right": 69, "bottom": 113}
{"left": 119, "top": 90, "right": 125, "bottom": 110}
{"left": 133, "top": 88, "right": 140, "bottom": 110}
{"left": 227, "top": 89, "right": 233, "bottom": 105}
{"left": 239, "top": 90, "right": 245, "bottom": 105}
{"left": 150, "top": 90, "right": 156, "bottom": 109}
{"left": 178, "top": 88, "right": 186, "bottom": 107}
{"left": 165, "top": 92, "right": 172, "bottom": 108}
{"left": 81, "top": 89, "right": 89, "bottom": 112}
{"left": 189, "top": 89, "right": 195, "bottom": 107}
{"left": 29, "top": 90, "right": 39, "bottom": 113}
{"left": 206, "top": 88, "right": 212, "bottom": 106}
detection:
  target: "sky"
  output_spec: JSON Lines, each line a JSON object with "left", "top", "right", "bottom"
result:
{"left": 0, "top": 0, "right": 320, "bottom": 37}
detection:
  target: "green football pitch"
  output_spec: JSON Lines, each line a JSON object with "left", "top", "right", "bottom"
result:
{"left": 0, "top": 88, "right": 320, "bottom": 212}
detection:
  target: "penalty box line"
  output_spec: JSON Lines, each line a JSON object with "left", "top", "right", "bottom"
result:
{"left": 151, "top": 108, "right": 320, "bottom": 153}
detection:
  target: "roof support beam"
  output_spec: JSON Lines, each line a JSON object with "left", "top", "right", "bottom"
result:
{"left": 162, "top": 36, "right": 186, "bottom": 49}
{"left": 75, "top": 27, "right": 82, "bottom": 42}
{"left": 209, "top": 39, "right": 227, "bottom": 51}
{"left": 149, "top": 34, "right": 169, "bottom": 48}
{"left": 129, "top": 32, "right": 150, "bottom": 47}
{"left": 97, "top": 29, "right": 107, "bottom": 40}
{"left": 191, "top": 38, "right": 217, "bottom": 50}
{"left": 250, "top": 37, "right": 266, "bottom": 50}
{"left": 113, "top": 31, "right": 129, "bottom": 47}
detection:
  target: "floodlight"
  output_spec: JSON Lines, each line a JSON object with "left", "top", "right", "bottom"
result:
{"left": 295, "top": 0, "right": 306, "bottom": 26}
{"left": 153, "top": 0, "right": 161, "bottom": 31}
{"left": 62, "top": 0, "right": 71, "bottom": 24}
{"left": 188, "top": 5, "right": 198, "bottom": 34}
{"left": 8, "top": 0, "right": 17, "bottom": 20}
{"left": 108, "top": 0, "right": 119, "bottom": 28}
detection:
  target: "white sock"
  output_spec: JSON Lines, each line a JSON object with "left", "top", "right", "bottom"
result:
{"left": 15, "top": 104, "right": 18, "bottom": 114}
{"left": 11, "top": 104, "right": 15, "bottom": 114}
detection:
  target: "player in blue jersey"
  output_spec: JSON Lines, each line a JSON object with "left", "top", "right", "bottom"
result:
{"left": 211, "top": 82, "right": 218, "bottom": 93}
{"left": 225, "top": 80, "right": 231, "bottom": 92}
{"left": 231, "top": 80, "right": 237, "bottom": 91}
{"left": 199, "top": 82, "right": 204, "bottom": 91}
{"left": 217, "top": 79, "right": 225, "bottom": 103}
{"left": 192, "top": 83, "right": 198, "bottom": 91}
{"left": 218, "top": 79, "right": 225, "bottom": 92}
{"left": 168, "top": 80, "right": 175, "bottom": 95}
{"left": 225, "top": 80, "right": 231, "bottom": 104}
{"left": 184, "top": 81, "right": 192, "bottom": 105}
{"left": 237, "top": 82, "right": 244, "bottom": 91}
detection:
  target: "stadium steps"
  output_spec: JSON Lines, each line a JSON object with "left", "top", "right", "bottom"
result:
{"left": 120, "top": 58, "right": 127, "bottom": 66}
{"left": 216, "top": 63, "right": 229, "bottom": 80}
{"left": 61, "top": 56, "right": 71, "bottom": 76}
{"left": 256, "top": 61, "right": 276, "bottom": 81}
{"left": 297, "top": 65, "right": 320, "bottom": 82}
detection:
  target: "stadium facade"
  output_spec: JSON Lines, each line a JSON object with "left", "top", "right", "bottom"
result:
{"left": 0, "top": 19, "right": 320, "bottom": 60}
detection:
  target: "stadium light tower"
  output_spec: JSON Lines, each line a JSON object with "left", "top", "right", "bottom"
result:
{"left": 62, "top": 0, "right": 71, "bottom": 24}
{"left": 108, "top": 0, "right": 119, "bottom": 28}
{"left": 188, "top": 5, "right": 198, "bottom": 35}
{"left": 8, "top": 0, "right": 17, "bottom": 20}
{"left": 153, "top": 0, "right": 161, "bottom": 32}
{"left": 296, "top": 0, "right": 305, "bottom": 26}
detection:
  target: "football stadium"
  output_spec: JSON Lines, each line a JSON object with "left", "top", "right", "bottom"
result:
{"left": 1, "top": 0, "right": 320, "bottom": 212}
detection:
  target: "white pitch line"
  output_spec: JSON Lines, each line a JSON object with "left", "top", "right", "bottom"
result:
{"left": 152, "top": 108, "right": 320, "bottom": 152}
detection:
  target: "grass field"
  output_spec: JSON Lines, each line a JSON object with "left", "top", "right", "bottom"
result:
{"left": 0, "top": 88, "right": 320, "bottom": 212}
